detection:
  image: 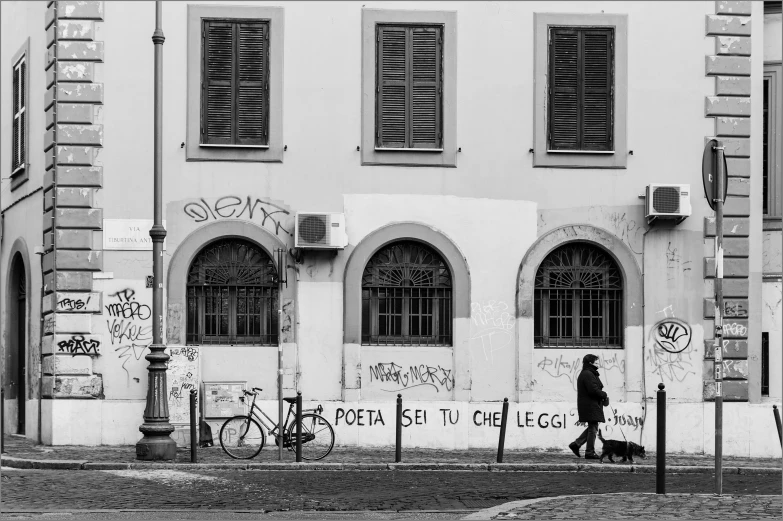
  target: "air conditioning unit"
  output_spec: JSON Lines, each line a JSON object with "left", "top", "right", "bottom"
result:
{"left": 645, "top": 183, "right": 691, "bottom": 224}
{"left": 294, "top": 212, "right": 347, "bottom": 249}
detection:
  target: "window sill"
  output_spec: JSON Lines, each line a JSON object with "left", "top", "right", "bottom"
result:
{"left": 534, "top": 345, "right": 624, "bottom": 349}
{"left": 200, "top": 144, "right": 270, "bottom": 149}
{"left": 546, "top": 150, "right": 615, "bottom": 155}
{"left": 763, "top": 216, "right": 782, "bottom": 231}
{"left": 10, "top": 164, "right": 26, "bottom": 177}
{"left": 375, "top": 147, "right": 444, "bottom": 153}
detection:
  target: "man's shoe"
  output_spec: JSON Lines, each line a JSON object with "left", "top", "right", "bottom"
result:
{"left": 568, "top": 442, "right": 581, "bottom": 458}
{"left": 584, "top": 453, "right": 600, "bottom": 460}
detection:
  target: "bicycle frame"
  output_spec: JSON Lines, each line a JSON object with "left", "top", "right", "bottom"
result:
{"left": 241, "top": 392, "right": 322, "bottom": 441}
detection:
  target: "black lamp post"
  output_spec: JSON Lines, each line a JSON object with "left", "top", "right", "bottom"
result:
{"left": 136, "top": 0, "right": 176, "bottom": 461}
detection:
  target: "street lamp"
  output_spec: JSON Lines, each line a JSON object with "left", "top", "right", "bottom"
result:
{"left": 136, "top": 0, "right": 176, "bottom": 460}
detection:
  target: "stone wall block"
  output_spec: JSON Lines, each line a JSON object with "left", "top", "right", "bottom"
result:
{"left": 51, "top": 375, "right": 103, "bottom": 399}
{"left": 727, "top": 177, "right": 750, "bottom": 196}
{"left": 705, "top": 96, "right": 750, "bottom": 116}
{"left": 44, "top": 291, "right": 101, "bottom": 314}
{"left": 45, "top": 45, "right": 56, "bottom": 70}
{"left": 720, "top": 236, "right": 750, "bottom": 256}
{"left": 56, "top": 229, "right": 93, "bottom": 249}
{"left": 57, "top": 1, "right": 105, "bottom": 21}
{"left": 56, "top": 187, "right": 95, "bottom": 207}
{"left": 44, "top": 86, "right": 55, "bottom": 110}
{"left": 52, "top": 104, "right": 95, "bottom": 126}
{"left": 703, "top": 380, "right": 748, "bottom": 401}
{"left": 721, "top": 318, "right": 749, "bottom": 339}
{"left": 57, "top": 83, "right": 103, "bottom": 103}
{"left": 43, "top": 354, "right": 93, "bottom": 375}
{"left": 44, "top": 189, "right": 54, "bottom": 211}
{"left": 704, "top": 216, "right": 749, "bottom": 236}
{"left": 725, "top": 157, "right": 750, "bottom": 177}
{"left": 715, "top": 76, "right": 751, "bottom": 96}
{"left": 704, "top": 257, "right": 749, "bottom": 277}
{"left": 716, "top": 36, "right": 751, "bottom": 55}
{"left": 57, "top": 20, "right": 95, "bottom": 40}
{"left": 44, "top": 312, "right": 93, "bottom": 333}
{"left": 50, "top": 166, "right": 103, "bottom": 187}
{"left": 55, "top": 208, "right": 102, "bottom": 229}
{"left": 705, "top": 55, "right": 751, "bottom": 75}
{"left": 716, "top": 117, "right": 751, "bottom": 137}
{"left": 52, "top": 62, "right": 95, "bottom": 83}
{"left": 703, "top": 298, "right": 749, "bottom": 318}
{"left": 48, "top": 271, "right": 93, "bottom": 292}
{"left": 45, "top": 3, "right": 56, "bottom": 29}
{"left": 54, "top": 124, "right": 103, "bottom": 146}
{"left": 704, "top": 136, "right": 750, "bottom": 157}
{"left": 57, "top": 41, "right": 103, "bottom": 62}
{"left": 47, "top": 334, "right": 102, "bottom": 356}
{"left": 56, "top": 250, "right": 103, "bottom": 271}
{"left": 704, "top": 338, "right": 749, "bottom": 358}
{"left": 702, "top": 359, "right": 749, "bottom": 379}
{"left": 716, "top": 1, "right": 752, "bottom": 15}
{"left": 721, "top": 278, "right": 749, "bottom": 297}
{"left": 43, "top": 210, "right": 54, "bottom": 233}
{"left": 705, "top": 15, "right": 752, "bottom": 36}
{"left": 722, "top": 196, "right": 750, "bottom": 216}
{"left": 56, "top": 146, "right": 96, "bottom": 166}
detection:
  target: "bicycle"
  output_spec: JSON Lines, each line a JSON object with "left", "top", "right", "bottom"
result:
{"left": 219, "top": 387, "right": 335, "bottom": 461}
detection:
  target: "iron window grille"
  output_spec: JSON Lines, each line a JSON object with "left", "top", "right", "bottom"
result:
{"left": 187, "top": 238, "right": 278, "bottom": 345}
{"left": 534, "top": 242, "right": 623, "bottom": 348}
{"left": 362, "top": 241, "right": 452, "bottom": 346}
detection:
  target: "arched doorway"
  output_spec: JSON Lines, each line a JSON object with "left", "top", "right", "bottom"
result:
{"left": 8, "top": 253, "right": 27, "bottom": 434}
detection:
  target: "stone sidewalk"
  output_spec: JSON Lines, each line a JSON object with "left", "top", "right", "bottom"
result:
{"left": 465, "top": 493, "right": 783, "bottom": 520}
{"left": 2, "top": 434, "right": 781, "bottom": 473}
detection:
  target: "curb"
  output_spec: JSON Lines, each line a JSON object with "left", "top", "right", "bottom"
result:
{"left": 2, "top": 455, "right": 780, "bottom": 474}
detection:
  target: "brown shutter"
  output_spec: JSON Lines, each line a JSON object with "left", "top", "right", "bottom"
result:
{"left": 202, "top": 20, "right": 234, "bottom": 145}
{"left": 410, "top": 27, "right": 442, "bottom": 149}
{"left": 582, "top": 29, "right": 613, "bottom": 151}
{"left": 549, "top": 27, "right": 614, "bottom": 151}
{"left": 377, "top": 26, "right": 406, "bottom": 148}
{"left": 236, "top": 22, "right": 268, "bottom": 145}
{"left": 549, "top": 28, "right": 579, "bottom": 150}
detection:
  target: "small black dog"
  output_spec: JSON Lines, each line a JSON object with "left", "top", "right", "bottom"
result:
{"left": 597, "top": 429, "right": 646, "bottom": 463}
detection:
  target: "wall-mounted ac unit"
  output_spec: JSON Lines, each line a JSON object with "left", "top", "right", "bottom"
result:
{"left": 645, "top": 183, "right": 692, "bottom": 224}
{"left": 294, "top": 212, "right": 347, "bottom": 249}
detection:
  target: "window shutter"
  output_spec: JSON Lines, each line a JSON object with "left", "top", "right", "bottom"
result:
{"left": 236, "top": 22, "right": 268, "bottom": 145}
{"left": 377, "top": 26, "right": 407, "bottom": 148}
{"left": 549, "top": 28, "right": 579, "bottom": 150}
{"left": 12, "top": 65, "right": 19, "bottom": 170}
{"left": 582, "top": 30, "right": 613, "bottom": 151}
{"left": 410, "top": 27, "right": 442, "bottom": 149}
{"left": 203, "top": 21, "right": 234, "bottom": 145}
{"left": 548, "top": 27, "right": 614, "bottom": 151}
{"left": 19, "top": 60, "right": 25, "bottom": 166}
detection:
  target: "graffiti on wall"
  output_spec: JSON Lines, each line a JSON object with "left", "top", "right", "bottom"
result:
{"left": 105, "top": 286, "right": 153, "bottom": 380}
{"left": 535, "top": 352, "right": 626, "bottom": 393}
{"left": 665, "top": 242, "right": 692, "bottom": 281}
{"left": 57, "top": 335, "right": 101, "bottom": 355}
{"left": 367, "top": 362, "right": 454, "bottom": 394}
{"left": 652, "top": 318, "right": 692, "bottom": 354}
{"left": 182, "top": 196, "right": 292, "bottom": 237}
{"left": 647, "top": 317, "right": 696, "bottom": 384}
{"left": 587, "top": 207, "right": 646, "bottom": 255}
{"left": 470, "top": 300, "right": 515, "bottom": 363}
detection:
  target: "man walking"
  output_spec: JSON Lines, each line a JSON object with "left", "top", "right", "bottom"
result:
{"left": 568, "top": 354, "right": 608, "bottom": 460}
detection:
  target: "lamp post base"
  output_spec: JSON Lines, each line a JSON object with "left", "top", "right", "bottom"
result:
{"left": 136, "top": 432, "right": 177, "bottom": 460}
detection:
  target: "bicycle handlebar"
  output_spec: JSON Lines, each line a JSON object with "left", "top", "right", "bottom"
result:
{"left": 243, "top": 387, "right": 263, "bottom": 396}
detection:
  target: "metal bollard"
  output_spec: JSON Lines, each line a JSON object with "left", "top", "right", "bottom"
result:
{"left": 296, "top": 392, "right": 302, "bottom": 463}
{"left": 1, "top": 388, "right": 5, "bottom": 454}
{"left": 497, "top": 398, "right": 509, "bottom": 463}
{"left": 774, "top": 405, "right": 782, "bottom": 447}
{"left": 395, "top": 394, "right": 402, "bottom": 463}
{"left": 190, "top": 389, "right": 197, "bottom": 463}
{"left": 656, "top": 383, "right": 666, "bottom": 494}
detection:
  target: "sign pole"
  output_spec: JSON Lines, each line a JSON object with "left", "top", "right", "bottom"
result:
{"left": 713, "top": 142, "right": 725, "bottom": 496}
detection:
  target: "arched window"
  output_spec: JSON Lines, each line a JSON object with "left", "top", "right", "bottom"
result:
{"left": 361, "top": 241, "right": 452, "bottom": 346}
{"left": 187, "top": 238, "right": 278, "bottom": 345}
{"left": 534, "top": 242, "right": 623, "bottom": 348}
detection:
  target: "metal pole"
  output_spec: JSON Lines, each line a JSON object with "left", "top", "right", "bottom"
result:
{"left": 496, "top": 398, "right": 509, "bottom": 463}
{"left": 656, "top": 383, "right": 665, "bottom": 494}
{"left": 278, "top": 273, "right": 283, "bottom": 462}
{"left": 773, "top": 405, "right": 782, "bottom": 447}
{"left": 714, "top": 142, "right": 725, "bottom": 496}
{"left": 395, "top": 394, "right": 402, "bottom": 463}
{"left": 296, "top": 391, "right": 302, "bottom": 462}
{"left": 1, "top": 388, "right": 5, "bottom": 454}
{"left": 190, "top": 390, "right": 197, "bottom": 463}
{"left": 136, "top": 1, "right": 176, "bottom": 461}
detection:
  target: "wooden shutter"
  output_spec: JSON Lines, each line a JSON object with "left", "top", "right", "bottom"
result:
{"left": 548, "top": 27, "right": 614, "bottom": 151}
{"left": 202, "top": 20, "right": 269, "bottom": 146}
{"left": 411, "top": 27, "right": 442, "bottom": 148}
{"left": 236, "top": 22, "right": 268, "bottom": 145}
{"left": 377, "top": 26, "right": 407, "bottom": 148}
{"left": 19, "top": 59, "right": 25, "bottom": 167}
{"left": 377, "top": 25, "right": 443, "bottom": 149}
{"left": 12, "top": 64, "right": 20, "bottom": 170}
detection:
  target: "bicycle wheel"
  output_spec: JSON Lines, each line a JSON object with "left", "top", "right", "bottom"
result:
{"left": 286, "top": 413, "right": 335, "bottom": 461}
{"left": 220, "top": 415, "right": 265, "bottom": 459}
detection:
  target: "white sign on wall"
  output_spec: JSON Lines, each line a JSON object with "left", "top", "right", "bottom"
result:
{"left": 103, "top": 219, "right": 167, "bottom": 250}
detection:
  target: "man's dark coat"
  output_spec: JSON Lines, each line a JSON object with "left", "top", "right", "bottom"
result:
{"left": 576, "top": 363, "right": 608, "bottom": 423}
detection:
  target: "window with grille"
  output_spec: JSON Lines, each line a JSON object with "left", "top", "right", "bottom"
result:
{"left": 534, "top": 243, "right": 623, "bottom": 348}
{"left": 201, "top": 19, "right": 269, "bottom": 146}
{"left": 11, "top": 53, "right": 26, "bottom": 175}
{"left": 361, "top": 241, "right": 452, "bottom": 346}
{"left": 376, "top": 24, "right": 443, "bottom": 150}
{"left": 548, "top": 26, "right": 614, "bottom": 152}
{"left": 187, "top": 239, "right": 278, "bottom": 345}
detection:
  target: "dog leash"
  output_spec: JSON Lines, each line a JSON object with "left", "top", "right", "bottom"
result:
{"left": 605, "top": 403, "right": 630, "bottom": 455}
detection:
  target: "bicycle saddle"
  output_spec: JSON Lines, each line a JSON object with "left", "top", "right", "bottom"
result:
{"left": 283, "top": 397, "right": 298, "bottom": 404}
